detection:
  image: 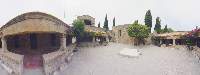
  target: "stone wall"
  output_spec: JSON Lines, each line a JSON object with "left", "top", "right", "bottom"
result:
{"left": 1, "top": 12, "right": 72, "bottom": 37}
{"left": 2, "top": 19, "right": 68, "bottom": 36}
{"left": 112, "top": 24, "right": 135, "bottom": 45}
{"left": 0, "top": 51, "right": 23, "bottom": 75}
{"left": 192, "top": 46, "right": 200, "bottom": 60}
{"left": 77, "top": 15, "right": 95, "bottom": 26}
{"left": 43, "top": 44, "right": 76, "bottom": 75}
{"left": 84, "top": 25, "right": 106, "bottom": 33}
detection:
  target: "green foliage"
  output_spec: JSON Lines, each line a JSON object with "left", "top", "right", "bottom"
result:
{"left": 85, "top": 32, "right": 95, "bottom": 37}
{"left": 167, "top": 28, "right": 174, "bottom": 32}
{"left": 154, "top": 17, "right": 161, "bottom": 33}
{"left": 163, "top": 25, "right": 168, "bottom": 33}
{"left": 128, "top": 20, "right": 150, "bottom": 45}
{"left": 186, "top": 39, "right": 193, "bottom": 46}
{"left": 98, "top": 22, "right": 101, "bottom": 28}
{"left": 133, "top": 20, "right": 138, "bottom": 24}
{"left": 160, "top": 25, "right": 174, "bottom": 33}
{"left": 103, "top": 14, "right": 109, "bottom": 30}
{"left": 72, "top": 19, "right": 85, "bottom": 42}
{"left": 145, "top": 10, "right": 152, "bottom": 32}
{"left": 127, "top": 21, "right": 149, "bottom": 39}
{"left": 113, "top": 17, "right": 115, "bottom": 26}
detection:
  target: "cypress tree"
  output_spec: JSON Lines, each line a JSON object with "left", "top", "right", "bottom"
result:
{"left": 145, "top": 10, "right": 152, "bottom": 33}
{"left": 133, "top": 20, "right": 139, "bottom": 24}
{"left": 98, "top": 22, "right": 101, "bottom": 28}
{"left": 113, "top": 17, "right": 115, "bottom": 26}
{"left": 163, "top": 25, "right": 168, "bottom": 33}
{"left": 154, "top": 17, "right": 161, "bottom": 33}
{"left": 103, "top": 14, "right": 109, "bottom": 30}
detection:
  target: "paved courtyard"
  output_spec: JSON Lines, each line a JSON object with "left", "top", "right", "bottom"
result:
{"left": 1, "top": 43, "right": 200, "bottom": 75}
{"left": 58, "top": 43, "right": 200, "bottom": 75}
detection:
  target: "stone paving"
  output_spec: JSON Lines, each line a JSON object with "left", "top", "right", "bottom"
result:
{"left": 0, "top": 67, "right": 8, "bottom": 75}
{"left": 58, "top": 43, "right": 200, "bottom": 75}
{"left": 1, "top": 43, "right": 200, "bottom": 75}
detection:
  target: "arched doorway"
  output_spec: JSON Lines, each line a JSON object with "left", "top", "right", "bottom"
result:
{"left": 6, "top": 32, "right": 61, "bottom": 69}
{"left": 0, "top": 12, "right": 74, "bottom": 75}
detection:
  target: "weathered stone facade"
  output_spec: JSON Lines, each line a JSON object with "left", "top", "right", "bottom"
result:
{"left": 154, "top": 31, "right": 188, "bottom": 46}
{"left": 0, "top": 12, "right": 76, "bottom": 75}
{"left": 76, "top": 15, "right": 108, "bottom": 46}
{"left": 112, "top": 24, "right": 135, "bottom": 44}
{"left": 77, "top": 15, "right": 95, "bottom": 26}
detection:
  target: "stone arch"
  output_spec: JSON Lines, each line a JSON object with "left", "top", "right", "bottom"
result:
{"left": 1, "top": 12, "right": 72, "bottom": 36}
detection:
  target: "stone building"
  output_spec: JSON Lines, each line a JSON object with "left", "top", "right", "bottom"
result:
{"left": 77, "top": 15, "right": 95, "bottom": 26}
{"left": 0, "top": 12, "right": 76, "bottom": 75}
{"left": 77, "top": 15, "right": 108, "bottom": 46}
{"left": 112, "top": 24, "right": 135, "bottom": 44}
{"left": 154, "top": 31, "right": 188, "bottom": 46}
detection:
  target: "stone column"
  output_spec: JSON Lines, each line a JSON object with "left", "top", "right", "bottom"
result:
{"left": 60, "top": 34, "right": 67, "bottom": 51}
{"left": 160, "top": 39, "right": 162, "bottom": 45}
{"left": 72, "top": 37, "right": 76, "bottom": 44}
{"left": 106, "top": 36, "right": 109, "bottom": 42}
{"left": 1, "top": 37, "right": 7, "bottom": 52}
{"left": 173, "top": 39, "right": 176, "bottom": 46}
{"left": 92, "top": 37, "right": 96, "bottom": 43}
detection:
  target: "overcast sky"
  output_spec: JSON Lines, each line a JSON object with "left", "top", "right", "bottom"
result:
{"left": 0, "top": 0, "right": 199, "bottom": 31}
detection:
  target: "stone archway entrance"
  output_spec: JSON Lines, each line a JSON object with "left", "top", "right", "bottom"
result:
{"left": 6, "top": 33, "right": 61, "bottom": 69}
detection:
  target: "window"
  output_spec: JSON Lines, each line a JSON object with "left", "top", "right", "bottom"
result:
{"left": 84, "top": 20, "right": 92, "bottom": 25}
{"left": 119, "top": 30, "right": 122, "bottom": 37}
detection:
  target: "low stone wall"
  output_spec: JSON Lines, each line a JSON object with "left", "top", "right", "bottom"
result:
{"left": 0, "top": 51, "right": 24, "bottom": 75}
{"left": 192, "top": 46, "right": 200, "bottom": 60}
{"left": 43, "top": 44, "right": 76, "bottom": 75}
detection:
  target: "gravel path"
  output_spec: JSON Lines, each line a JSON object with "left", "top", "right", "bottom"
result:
{"left": 58, "top": 43, "right": 200, "bottom": 75}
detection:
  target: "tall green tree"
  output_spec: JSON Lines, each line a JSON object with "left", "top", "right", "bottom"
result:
{"left": 72, "top": 19, "right": 85, "bottom": 42}
{"left": 113, "top": 17, "right": 115, "bottom": 26}
{"left": 154, "top": 17, "right": 161, "bottom": 33}
{"left": 103, "top": 14, "right": 109, "bottom": 30}
{"left": 163, "top": 25, "right": 168, "bottom": 33}
{"left": 133, "top": 20, "right": 138, "bottom": 24}
{"left": 145, "top": 10, "right": 152, "bottom": 33}
{"left": 127, "top": 20, "right": 150, "bottom": 45}
{"left": 98, "top": 22, "right": 101, "bottom": 28}
{"left": 167, "top": 28, "right": 174, "bottom": 32}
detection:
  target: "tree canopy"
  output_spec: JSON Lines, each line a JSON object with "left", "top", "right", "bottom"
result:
{"left": 163, "top": 25, "right": 168, "bottom": 33}
{"left": 154, "top": 17, "right": 161, "bottom": 33}
{"left": 113, "top": 17, "right": 115, "bottom": 26}
{"left": 145, "top": 10, "right": 152, "bottom": 33}
{"left": 127, "top": 20, "right": 150, "bottom": 45}
{"left": 103, "top": 14, "right": 109, "bottom": 30}
{"left": 98, "top": 22, "right": 101, "bottom": 28}
{"left": 127, "top": 20, "right": 149, "bottom": 39}
{"left": 159, "top": 25, "right": 174, "bottom": 33}
{"left": 72, "top": 19, "right": 85, "bottom": 42}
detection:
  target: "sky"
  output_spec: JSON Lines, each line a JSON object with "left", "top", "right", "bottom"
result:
{"left": 0, "top": 0, "right": 199, "bottom": 31}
